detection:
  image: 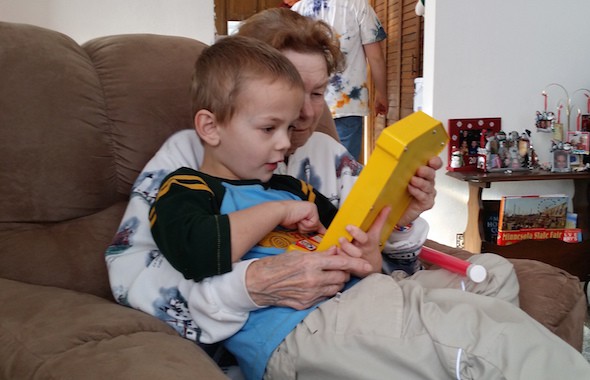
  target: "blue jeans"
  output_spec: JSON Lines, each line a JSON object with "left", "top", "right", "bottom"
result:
{"left": 335, "top": 116, "right": 363, "bottom": 160}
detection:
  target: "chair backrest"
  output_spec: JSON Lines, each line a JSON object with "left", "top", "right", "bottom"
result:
{"left": 0, "top": 21, "right": 207, "bottom": 298}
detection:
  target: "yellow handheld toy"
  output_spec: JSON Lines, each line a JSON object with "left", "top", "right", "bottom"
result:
{"left": 288, "top": 111, "right": 448, "bottom": 251}
{"left": 288, "top": 113, "right": 489, "bottom": 283}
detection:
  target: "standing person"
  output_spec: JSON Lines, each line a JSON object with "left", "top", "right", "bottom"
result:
{"left": 150, "top": 34, "right": 590, "bottom": 380}
{"left": 292, "top": 0, "right": 388, "bottom": 160}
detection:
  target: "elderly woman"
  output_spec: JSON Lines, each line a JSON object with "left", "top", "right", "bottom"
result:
{"left": 106, "top": 8, "right": 441, "bottom": 335}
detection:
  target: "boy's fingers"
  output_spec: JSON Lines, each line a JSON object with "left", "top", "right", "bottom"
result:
{"left": 337, "top": 237, "right": 362, "bottom": 257}
{"left": 369, "top": 206, "right": 391, "bottom": 236}
{"left": 345, "top": 225, "right": 367, "bottom": 244}
{"left": 316, "top": 250, "right": 373, "bottom": 273}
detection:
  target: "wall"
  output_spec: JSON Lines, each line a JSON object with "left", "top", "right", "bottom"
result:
{"left": 4, "top": 0, "right": 588, "bottom": 248}
{"left": 422, "top": 0, "right": 590, "bottom": 246}
{"left": 0, "top": 0, "right": 215, "bottom": 45}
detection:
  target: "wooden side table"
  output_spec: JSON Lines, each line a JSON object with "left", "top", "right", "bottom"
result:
{"left": 446, "top": 169, "right": 590, "bottom": 280}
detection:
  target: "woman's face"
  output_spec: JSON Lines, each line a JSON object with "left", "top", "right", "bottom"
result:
{"left": 281, "top": 50, "right": 329, "bottom": 155}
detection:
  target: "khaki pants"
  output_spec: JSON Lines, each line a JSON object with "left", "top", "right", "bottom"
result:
{"left": 265, "top": 254, "right": 590, "bottom": 379}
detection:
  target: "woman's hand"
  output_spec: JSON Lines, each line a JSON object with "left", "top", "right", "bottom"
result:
{"left": 245, "top": 247, "right": 373, "bottom": 309}
{"left": 397, "top": 156, "right": 442, "bottom": 227}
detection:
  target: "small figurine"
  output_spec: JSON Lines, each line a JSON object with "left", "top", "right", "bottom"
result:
{"left": 490, "top": 153, "right": 502, "bottom": 169}
{"left": 523, "top": 129, "right": 538, "bottom": 169}
{"left": 518, "top": 131, "right": 531, "bottom": 166}
{"left": 507, "top": 145, "right": 521, "bottom": 169}
{"left": 485, "top": 131, "right": 498, "bottom": 154}
{"left": 476, "top": 147, "right": 488, "bottom": 171}
{"left": 535, "top": 111, "right": 555, "bottom": 132}
{"left": 508, "top": 130, "right": 520, "bottom": 142}
{"left": 450, "top": 147, "right": 464, "bottom": 168}
{"left": 529, "top": 148, "right": 538, "bottom": 168}
{"left": 497, "top": 138, "right": 508, "bottom": 167}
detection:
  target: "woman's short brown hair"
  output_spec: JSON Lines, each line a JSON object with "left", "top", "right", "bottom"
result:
{"left": 237, "top": 8, "right": 344, "bottom": 76}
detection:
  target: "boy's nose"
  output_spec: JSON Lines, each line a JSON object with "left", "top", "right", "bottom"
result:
{"left": 276, "top": 130, "right": 292, "bottom": 151}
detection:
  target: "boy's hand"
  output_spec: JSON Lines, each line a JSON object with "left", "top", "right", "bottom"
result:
{"left": 280, "top": 200, "right": 326, "bottom": 234}
{"left": 230, "top": 200, "right": 325, "bottom": 262}
{"left": 336, "top": 206, "right": 391, "bottom": 277}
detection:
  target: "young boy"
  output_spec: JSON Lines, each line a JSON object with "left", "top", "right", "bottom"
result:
{"left": 149, "top": 35, "right": 590, "bottom": 380}
{"left": 149, "top": 35, "right": 383, "bottom": 282}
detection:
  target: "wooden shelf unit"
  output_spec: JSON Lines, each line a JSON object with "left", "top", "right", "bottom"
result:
{"left": 447, "top": 169, "right": 590, "bottom": 281}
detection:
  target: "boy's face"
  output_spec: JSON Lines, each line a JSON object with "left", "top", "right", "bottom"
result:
{"left": 281, "top": 50, "right": 329, "bottom": 155}
{"left": 213, "top": 78, "right": 304, "bottom": 182}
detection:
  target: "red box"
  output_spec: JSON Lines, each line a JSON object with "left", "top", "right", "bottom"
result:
{"left": 447, "top": 117, "right": 502, "bottom": 171}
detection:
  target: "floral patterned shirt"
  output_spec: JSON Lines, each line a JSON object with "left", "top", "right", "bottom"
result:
{"left": 293, "top": 0, "right": 387, "bottom": 118}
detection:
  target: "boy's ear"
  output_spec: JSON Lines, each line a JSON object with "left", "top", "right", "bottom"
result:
{"left": 194, "top": 110, "right": 221, "bottom": 146}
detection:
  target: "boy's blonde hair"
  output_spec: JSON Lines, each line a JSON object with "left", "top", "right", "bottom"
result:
{"left": 237, "top": 8, "right": 345, "bottom": 77}
{"left": 191, "top": 35, "right": 304, "bottom": 123}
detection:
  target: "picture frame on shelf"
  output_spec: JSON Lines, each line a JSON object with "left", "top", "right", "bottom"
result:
{"left": 570, "top": 153, "right": 581, "bottom": 167}
{"left": 552, "top": 149, "right": 571, "bottom": 172}
{"left": 447, "top": 117, "right": 501, "bottom": 171}
{"left": 567, "top": 131, "right": 590, "bottom": 155}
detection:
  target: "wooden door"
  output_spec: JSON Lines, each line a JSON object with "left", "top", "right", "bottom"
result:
{"left": 368, "top": 0, "right": 423, "bottom": 152}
